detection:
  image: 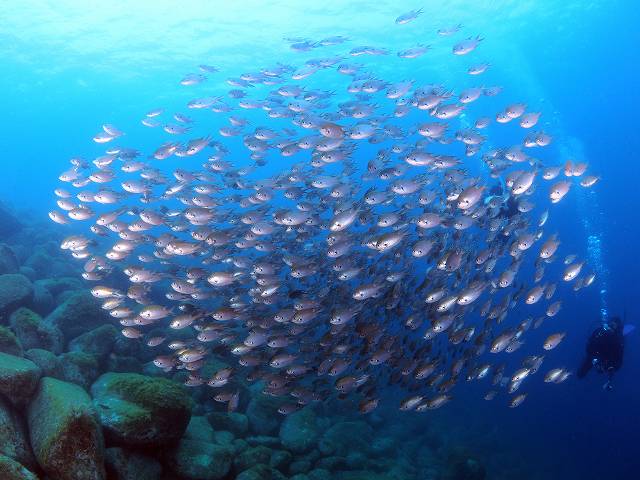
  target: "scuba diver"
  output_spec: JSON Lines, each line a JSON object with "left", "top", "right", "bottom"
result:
{"left": 577, "top": 316, "right": 628, "bottom": 390}
{"left": 487, "top": 182, "right": 520, "bottom": 219}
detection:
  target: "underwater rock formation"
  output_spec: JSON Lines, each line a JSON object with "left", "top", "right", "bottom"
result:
{"left": 104, "top": 447, "right": 162, "bottom": 480}
{"left": 0, "top": 207, "right": 495, "bottom": 480}
{"left": 207, "top": 411, "right": 249, "bottom": 437}
{"left": 0, "top": 244, "right": 19, "bottom": 275}
{"left": 44, "top": 290, "right": 109, "bottom": 339}
{"left": 91, "top": 372, "right": 192, "bottom": 447}
{"left": 68, "top": 324, "right": 119, "bottom": 362}
{"left": 169, "top": 439, "right": 234, "bottom": 480}
{"left": 10, "top": 307, "right": 64, "bottom": 353}
{"left": 0, "top": 205, "right": 22, "bottom": 240}
{"left": 27, "top": 377, "right": 106, "bottom": 480}
{"left": 0, "top": 326, "right": 23, "bottom": 356}
{"left": 0, "top": 352, "right": 41, "bottom": 408}
{"left": 0, "top": 397, "right": 37, "bottom": 471}
{"left": 279, "top": 407, "right": 320, "bottom": 454}
{"left": 0, "top": 274, "right": 33, "bottom": 318}
{"left": 0, "top": 454, "right": 38, "bottom": 480}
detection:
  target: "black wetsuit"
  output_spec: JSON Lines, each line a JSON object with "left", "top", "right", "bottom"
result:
{"left": 489, "top": 184, "right": 519, "bottom": 219}
{"left": 577, "top": 320, "right": 624, "bottom": 382}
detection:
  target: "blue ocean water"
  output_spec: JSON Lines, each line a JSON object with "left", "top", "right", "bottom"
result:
{"left": 0, "top": 1, "right": 638, "bottom": 479}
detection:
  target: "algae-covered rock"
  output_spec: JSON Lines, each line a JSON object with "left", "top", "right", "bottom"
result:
{"left": 59, "top": 351, "right": 101, "bottom": 389}
{"left": 10, "top": 307, "right": 63, "bottom": 353}
{"left": 34, "top": 277, "right": 82, "bottom": 297}
{"left": 234, "top": 445, "right": 272, "bottom": 472}
{"left": 0, "top": 397, "right": 36, "bottom": 470}
{"left": 169, "top": 439, "right": 233, "bottom": 480}
{"left": 279, "top": 406, "right": 320, "bottom": 454}
{"left": 0, "top": 454, "right": 38, "bottom": 480}
{"left": 289, "top": 459, "right": 313, "bottom": 475}
{"left": 30, "top": 282, "right": 54, "bottom": 316}
{"left": 18, "top": 267, "right": 35, "bottom": 281}
{"left": 307, "top": 469, "right": 332, "bottom": 480}
{"left": 184, "top": 415, "right": 215, "bottom": 443}
{"left": 0, "top": 206, "right": 21, "bottom": 239}
{"left": 27, "top": 377, "right": 105, "bottom": 480}
{"left": 91, "top": 372, "right": 192, "bottom": 447}
{"left": 236, "top": 463, "right": 287, "bottom": 480}
{"left": 213, "top": 430, "right": 235, "bottom": 445}
{"left": 246, "top": 393, "right": 286, "bottom": 435}
{"left": 290, "top": 475, "right": 311, "bottom": 480}
{"left": 24, "top": 348, "right": 64, "bottom": 378}
{"left": 23, "top": 250, "right": 50, "bottom": 277}
{"left": 246, "top": 435, "right": 281, "bottom": 448}
{"left": 0, "top": 326, "right": 23, "bottom": 356}
{"left": 270, "top": 449, "right": 293, "bottom": 471}
{"left": 207, "top": 411, "right": 249, "bottom": 437}
{"left": 44, "top": 291, "right": 108, "bottom": 338}
{"left": 0, "top": 352, "right": 41, "bottom": 407}
{"left": 0, "top": 244, "right": 19, "bottom": 275}
{"left": 106, "top": 355, "right": 143, "bottom": 374}
{"left": 0, "top": 274, "right": 33, "bottom": 317}
{"left": 318, "top": 421, "right": 373, "bottom": 457}
{"left": 69, "top": 324, "right": 118, "bottom": 361}
{"left": 104, "top": 447, "right": 162, "bottom": 480}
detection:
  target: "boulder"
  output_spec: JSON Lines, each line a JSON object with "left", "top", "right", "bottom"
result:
{"left": 0, "top": 206, "right": 22, "bottom": 240}
{"left": 0, "top": 244, "right": 19, "bottom": 274}
{"left": 270, "top": 449, "right": 293, "bottom": 472}
{"left": 234, "top": 445, "right": 272, "bottom": 472}
{"left": 106, "top": 355, "right": 143, "bottom": 373}
{"left": 0, "top": 454, "right": 38, "bottom": 480}
{"left": 104, "top": 447, "right": 162, "bottom": 480}
{"left": 246, "top": 435, "right": 281, "bottom": 448}
{"left": 91, "top": 372, "right": 192, "bottom": 447}
{"left": 34, "top": 277, "right": 83, "bottom": 297}
{"left": 246, "top": 393, "right": 286, "bottom": 435}
{"left": 236, "top": 464, "right": 287, "bottom": 480}
{"left": 0, "top": 274, "right": 33, "bottom": 317}
{"left": 0, "top": 326, "right": 23, "bottom": 356}
{"left": 18, "top": 267, "right": 36, "bottom": 281}
{"left": 30, "top": 283, "right": 54, "bottom": 316}
{"left": 213, "top": 430, "right": 235, "bottom": 445}
{"left": 44, "top": 291, "right": 108, "bottom": 339}
{"left": 315, "top": 455, "right": 347, "bottom": 471}
{"left": 279, "top": 407, "right": 320, "bottom": 454}
{"left": 233, "top": 438, "right": 249, "bottom": 454}
{"left": 24, "top": 349, "right": 64, "bottom": 379}
{"left": 59, "top": 351, "right": 101, "bottom": 389}
{"left": 68, "top": 324, "right": 118, "bottom": 362}
{"left": 289, "top": 459, "right": 312, "bottom": 475}
{"left": 27, "top": 377, "right": 105, "bottom": 480}
{"left": 169, "top": 439, "right": 233, "bottom": 480}
{"left": 9, "top": 308, "right": 63, "bottom": 353}
{"left": 307, "top": 469, "right": 332, "bottom": 480}
{"left": 318, "top": 421, "right": 373, "bottom": 457}
{"left": 0, "top": 397, "right": 36, "bottom": 470}
{"left": 207, "top": 411, "right": 249, "bottom": 437}
{"left": 183, "top": 415, "right": 215, "bottom": 443}
{"left": 0, "top": 352, "right": 41, "bottom": 408}
{"left": 22, "top": 250, "right": 49, "bottom": 278}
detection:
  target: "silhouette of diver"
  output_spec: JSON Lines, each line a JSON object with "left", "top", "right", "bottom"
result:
{"left": 577, "top": 316, "right": 625, "bottom": 390}
{"left": 488, "top": 183, "right": 520, "bottom": 219}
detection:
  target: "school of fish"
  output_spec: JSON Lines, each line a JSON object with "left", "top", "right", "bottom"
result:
{"left": 50, "top": 13, "right": 600, "bottom": 415}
